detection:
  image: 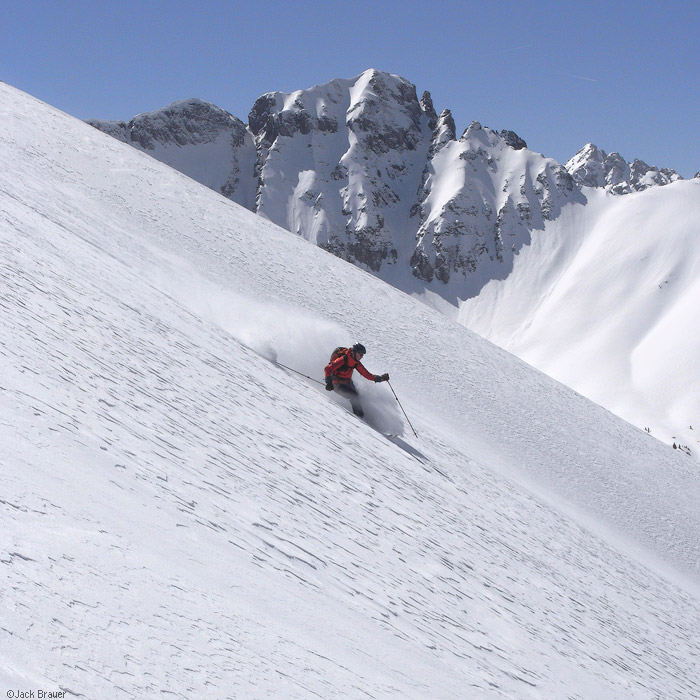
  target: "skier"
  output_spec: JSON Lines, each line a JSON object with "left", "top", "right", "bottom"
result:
{"left": 324, "top": 343, "right": 389, "bottom": 418}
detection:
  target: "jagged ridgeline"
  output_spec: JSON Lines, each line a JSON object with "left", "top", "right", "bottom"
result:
{"left": 565, "top": 143, "right": 682, "bottom": 194}
{"left": 87, "top": 69, "right": 681, "bottom": 300}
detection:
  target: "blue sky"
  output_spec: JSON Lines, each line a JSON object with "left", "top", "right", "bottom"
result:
{"left": 2, "top": 0, "right": 698, "bottom": 176}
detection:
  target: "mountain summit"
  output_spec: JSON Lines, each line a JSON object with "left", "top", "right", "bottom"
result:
{"left": 89, "top": 72, "right": 686, "bottom": 302}
{"left": 89, "top": 69, "right": 584, "bottom": 299}
{"left": 87, "top": 98, "right": 257, "bottom": 209}
{"left": 565, "top": 142, "right": 682, "bottom": 193}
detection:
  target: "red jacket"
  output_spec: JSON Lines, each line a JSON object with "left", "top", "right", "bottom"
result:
{"left": 325, "top": 348, "right": 376, "bottom": 384}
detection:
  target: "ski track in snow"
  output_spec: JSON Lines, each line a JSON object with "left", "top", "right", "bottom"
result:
{"left": 1, "top": 83, "right": 700, "bottom": 699}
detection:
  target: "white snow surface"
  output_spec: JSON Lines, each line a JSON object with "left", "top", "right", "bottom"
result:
{"left": 460, "top": 182, "right": 700, "bottom": 456}
{"left": 2, "top": 83, "right": 700, "bottom": 699}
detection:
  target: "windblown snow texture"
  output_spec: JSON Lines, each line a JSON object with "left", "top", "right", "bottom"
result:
{"left": 4, "top": 82, "right": 700, "bottom": 699}
{"left": 85, "top": 71, "right": 699, "bottom": 452}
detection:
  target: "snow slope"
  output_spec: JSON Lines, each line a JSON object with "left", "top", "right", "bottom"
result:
{"left": 2, "top": 83, "right": 700, "bottom": 699}
{"left": 460, "top": 183, "right": 700, "bottom": 455}
{"left": 85, "top": 72, "right": 700, "bottom": 468}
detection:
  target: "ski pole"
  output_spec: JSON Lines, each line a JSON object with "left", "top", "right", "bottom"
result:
{"left": 387, "top": 380, "right": 418, "bottom": 437}
{"left": 276, "top": 361, "right": 325, "bottom": 386}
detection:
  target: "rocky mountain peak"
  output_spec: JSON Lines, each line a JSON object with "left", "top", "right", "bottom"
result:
{"left": 566, "top": 143, "right": 682, "bottom": 194}
{"left": 500, "top": 130, "right": 527, "bottom": 150}
{"left": 428, "top": 109, "right": 457, "bottom": 157}
{"left": 88, "top": 99, "right": 247, "bottom": 150}
{"left": 88, "top": 98, "right": 256, "bottom": 208}
{"left": 92, "top": 71, "right": 687, "bottom": 304}
{"left": 419, "top": 91, "right": 439, "bottom": 131}
{"left": 344, "top": 70, "right": 427, "bottom": 154}
{"left": 461, "top": 120, "right": 486, "bottom": 141}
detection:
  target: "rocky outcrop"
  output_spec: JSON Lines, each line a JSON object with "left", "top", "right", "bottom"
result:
{"left": 566, "top": 143, "right": 682, "bottom": 194}
{"left": 89, "top": 71, "right": 678, "bottom": 302}
{"left": 410, "top": 120, "right": 581, "bottom": 295}
{"left": 88, "top": 99, "right": 257, "bottom": 209}
{"left": 246, "top": 70, "right": 435, "bottom": 271}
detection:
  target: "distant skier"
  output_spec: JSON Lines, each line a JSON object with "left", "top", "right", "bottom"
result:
{"left": 324, "top": 343, "right": 389, "bottom": 418}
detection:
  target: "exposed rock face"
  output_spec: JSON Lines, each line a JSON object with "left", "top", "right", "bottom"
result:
{"left": 566, "top": 143, "right": 682, "bottom": 194}
{"left": 240, "top": 70, "right": 580, "bottom": 295}
{"left": 500, "top": 130, "right": 527, "bottom": 150}
{"left": 88, "top": 71, "right": 679, "bottom": 302}
{"left": 87, "top": 99, "right": 257, "bottom": 209}
{"left": 248, "top": 71, "right": 435, "bottom": 272}
{"left": 410, "top": 120, "right": 580, "bottom": 295}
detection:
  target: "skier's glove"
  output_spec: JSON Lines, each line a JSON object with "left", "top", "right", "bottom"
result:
{"left": 375, "top": 373, "right": 390, "bottom": 383}
{"left": 325, "top": 377, "right": 335, "bottom": 391}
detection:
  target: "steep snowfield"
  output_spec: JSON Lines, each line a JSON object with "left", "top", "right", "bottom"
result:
{"left": 84, "top": 72, "right": 698, "bottom": 459}
{"left": 2, "top": 84, "right": 700, "bottom": 699}
{"left": 460, "top": 182, "right": 700, "bottom": 455}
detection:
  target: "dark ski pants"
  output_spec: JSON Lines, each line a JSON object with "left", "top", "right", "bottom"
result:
{"left": 333, "top": 381, "right": 364, "bottom": 417}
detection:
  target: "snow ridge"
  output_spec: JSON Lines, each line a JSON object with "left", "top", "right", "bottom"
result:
{"left": 87, "top": 99, "right": 257, "bottom": 209}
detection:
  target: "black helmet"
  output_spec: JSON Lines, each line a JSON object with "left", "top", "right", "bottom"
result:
{"left": 352, "top": 342, "right": 367, "bottom": 355}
